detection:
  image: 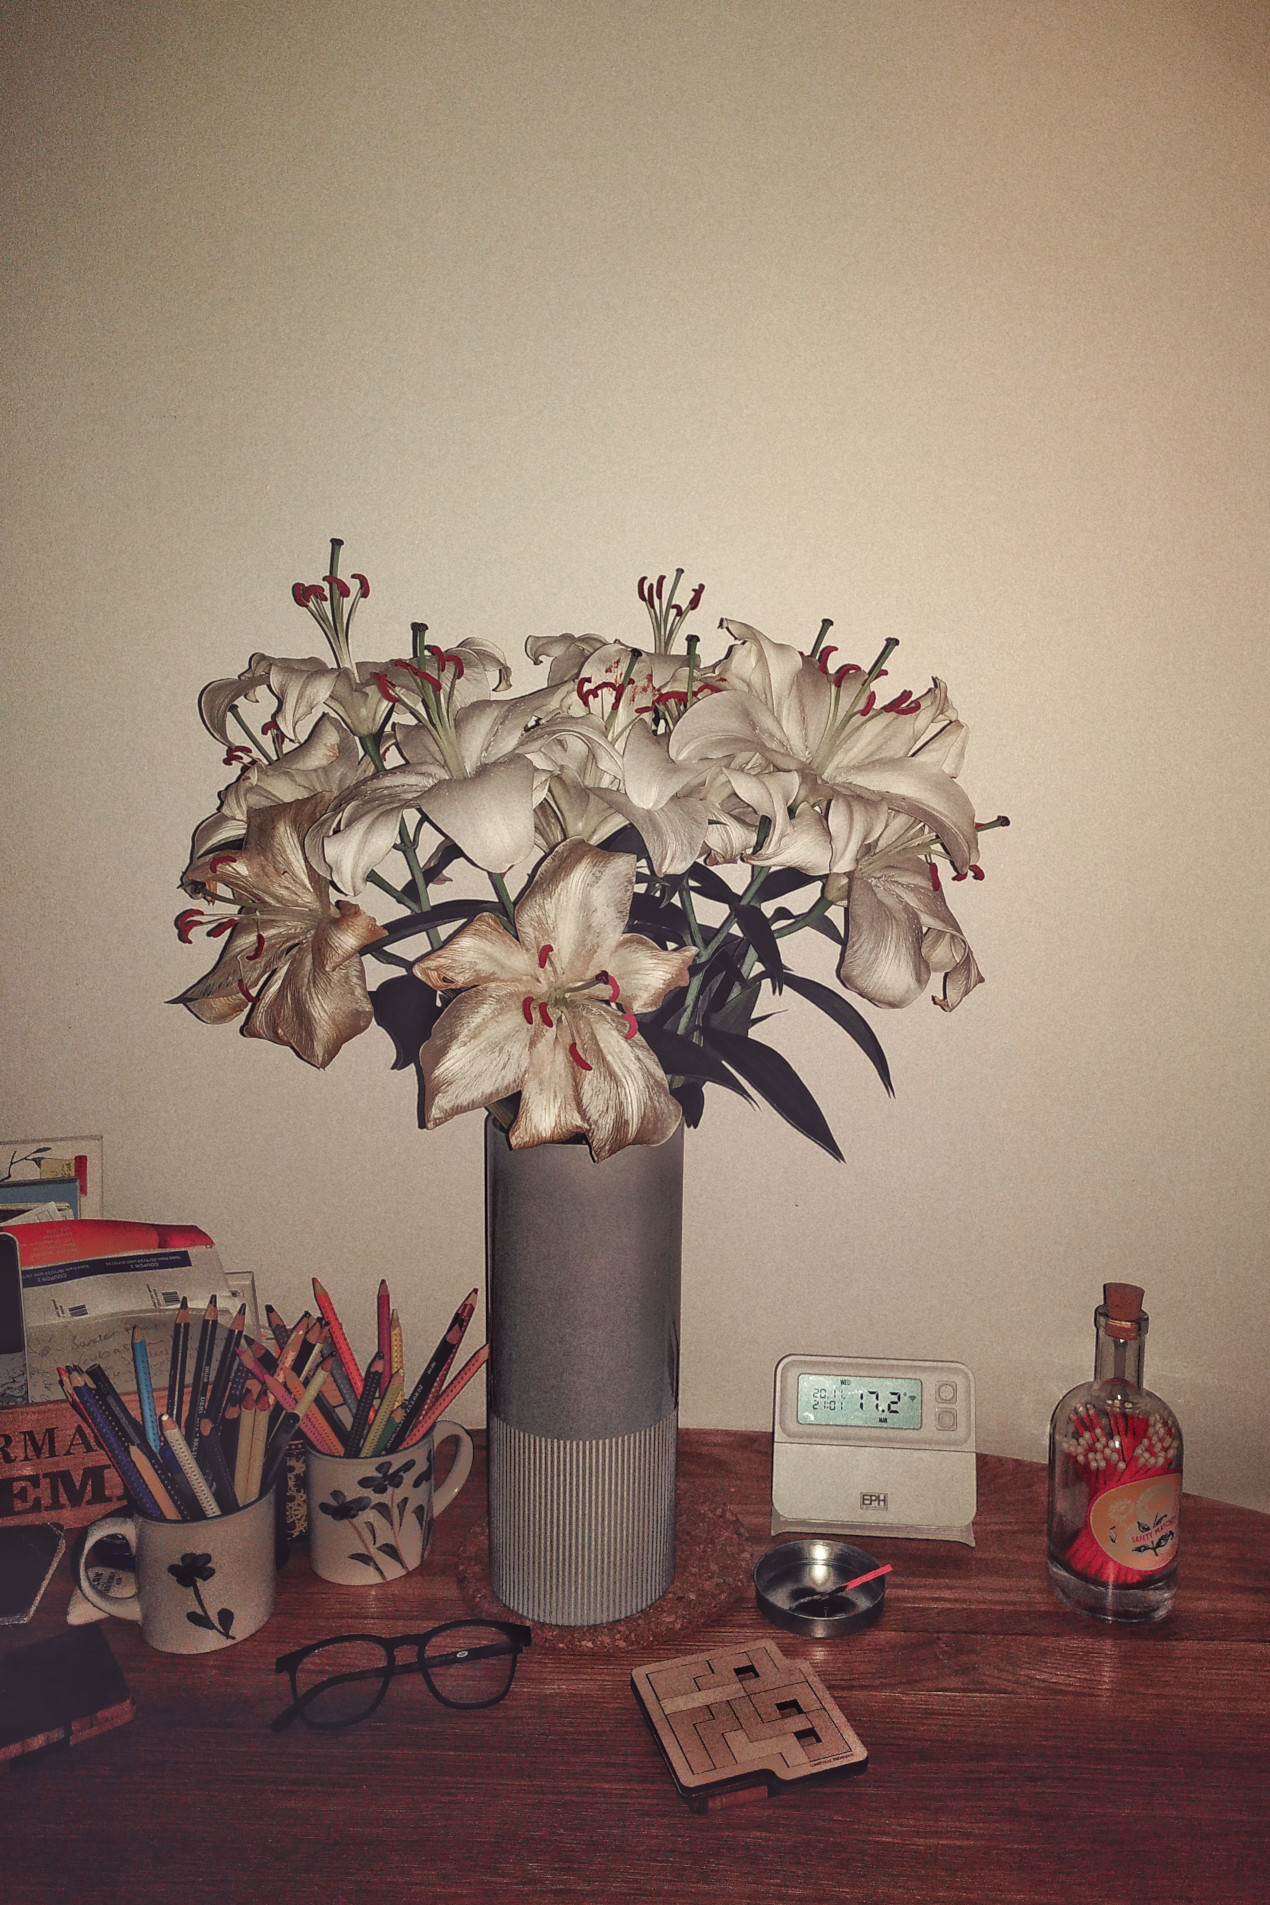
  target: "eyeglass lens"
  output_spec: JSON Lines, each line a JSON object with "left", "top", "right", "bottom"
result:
{"left": 294, "top": 1637, "right": 394, "bottom": 1728}
{"left": 421, "top": 1623, "right": 522, "bottom": 1707}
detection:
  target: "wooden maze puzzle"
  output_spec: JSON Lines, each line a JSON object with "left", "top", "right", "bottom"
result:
{"left": 631, "top": 1637, "right": 868, "bottom": 1812}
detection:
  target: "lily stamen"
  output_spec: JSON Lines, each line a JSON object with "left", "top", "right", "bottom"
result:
{"left": 568, "top": 1041, "right": 592, "bottom": 1071}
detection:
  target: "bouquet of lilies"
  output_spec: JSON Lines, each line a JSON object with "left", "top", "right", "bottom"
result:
{"left": 175, "top": 541, "right": 1006, "bottom": 1162}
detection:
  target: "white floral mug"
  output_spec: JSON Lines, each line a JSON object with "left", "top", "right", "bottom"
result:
{"left": 306, "top": 1422, "right": 473, "bottom": 1585}
{"left": 75, "top": 1488, "right": 277, "bottom": 1653}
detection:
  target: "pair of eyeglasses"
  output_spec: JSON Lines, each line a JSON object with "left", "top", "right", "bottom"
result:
{"left": 271, "top": 1620, "right": 532, "bottom": 1731}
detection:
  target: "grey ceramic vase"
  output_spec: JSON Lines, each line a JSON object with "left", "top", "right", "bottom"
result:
{"left": 484, "top": 1116, "right": 683, "bottom": 1625}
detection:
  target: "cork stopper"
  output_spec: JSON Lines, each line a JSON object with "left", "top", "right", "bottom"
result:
{"left": 1103, "top": 1283, "right": 1144, "bottom": 1340}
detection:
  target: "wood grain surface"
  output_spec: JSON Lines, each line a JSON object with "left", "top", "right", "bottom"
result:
{"left": 3, "top": 1432, "right": 1267, "bottom": 1905}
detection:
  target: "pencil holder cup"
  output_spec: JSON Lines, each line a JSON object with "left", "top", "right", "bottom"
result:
{"left": 306, "top": 1422, "right": 473, "bottom": 1585}
{"left": 75, "top": 1488, "right": 277, "bottom": 1654}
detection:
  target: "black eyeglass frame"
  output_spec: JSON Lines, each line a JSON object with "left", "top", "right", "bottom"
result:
{"left": 271, "top": 1620, "right": 533, "bottom": 1732}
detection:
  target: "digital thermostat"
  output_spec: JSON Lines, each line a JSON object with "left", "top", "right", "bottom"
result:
{"left": 772, "top": 1354, "right": 977, "bottom": 1546}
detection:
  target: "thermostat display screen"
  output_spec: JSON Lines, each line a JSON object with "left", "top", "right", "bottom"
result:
{"left": 796, "top": 1373, "right": 923, "bottom": 1431}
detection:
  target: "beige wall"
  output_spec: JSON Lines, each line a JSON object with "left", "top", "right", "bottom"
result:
{"left": 3, "top": 2, "right": 1267, "bottom": 1508}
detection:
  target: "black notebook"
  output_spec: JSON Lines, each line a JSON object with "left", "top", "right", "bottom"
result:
{"left": 0, "top": 1625, "right": 133, "bottom": 1766}
{"left": 0, "top": 1524, "right": 66, "bottom": 1625}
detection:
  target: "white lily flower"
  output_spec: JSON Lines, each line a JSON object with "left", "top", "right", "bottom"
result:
{"left": 834, "top": 818, "right": 984, "bottom": 1011}
{"left": 187, "top": 717, "right": 370, "bottom": 869}
{"left": 311, "top": 681, "right": 617, "bottom": 889}
{"left": 413, "top": 839, "right": 694, "bottom": 1160}
{"left": 670, "top": 621, "right": 978, "bottom": 880}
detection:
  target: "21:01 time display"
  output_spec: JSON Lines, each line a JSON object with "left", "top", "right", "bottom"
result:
{"left": 796, "top": 1373, "right": 923, "bottom": 1430}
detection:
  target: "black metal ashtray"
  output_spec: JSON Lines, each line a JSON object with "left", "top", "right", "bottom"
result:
{"left": 753, "top": 1539, "right": 888, "bottom": 1638}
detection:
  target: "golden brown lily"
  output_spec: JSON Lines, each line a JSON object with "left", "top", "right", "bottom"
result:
{"left": 174, "top": 791, "right": 386, "bottom": 1069}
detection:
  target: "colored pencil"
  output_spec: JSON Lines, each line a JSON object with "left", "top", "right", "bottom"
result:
{"left": 311, "top": 1277, "right": 363, "bottom": 1399}
{"left": 401, "top": 1345, "right": 489, "bottom": 1449}
{"left": 233, "top": 1378, "right": 261, "bottom": 1504}
{"left": 204, "top": 1302, "right": 246, "bottom": 1432}
{"left": 131, "top": 1329, "right": 162, "bottom": 1454}
{"left": 389, "top": 1308, "right": 404, "bottom": 1388}
{"left": 361, "top": 1377, "right": 403, "bottom": 1457}
{"left": 377, "top": 1279, "right": 392, "bottom": 1382}
{"left": 265, "top": 1303, "right": 293, "bottom": 1354}
{"left": 199, "top": 1416, "right": 240, "bottom": 1512}
{"left": 167, "top": 1298, "right": 190, "bottom": 1434}
{"left": 61, "top": 1369, "right": 165, "bottom": 1520}
{"left": 345, "top": 1352, "right": 383, "bottom": 1454}
{"left": 244, "top": 1387, "right": 271, "bottom": 1503}
{"left": 161, "top": 1413, "right": 221, "bottom": 1518}
{"left": 184, "top": 1297, "right": 218, "bottom": 1452}
{"left": 387, "top": 1288, "right": 478, "bottom": 1453}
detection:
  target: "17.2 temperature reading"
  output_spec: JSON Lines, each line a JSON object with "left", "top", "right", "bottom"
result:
{"left": 796, "top": 1373, "right": 923, "bottom": 1431}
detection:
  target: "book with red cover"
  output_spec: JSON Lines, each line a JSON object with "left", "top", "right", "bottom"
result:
{"left": 0, "top": 1625, "right": 133, "bottom": 1765}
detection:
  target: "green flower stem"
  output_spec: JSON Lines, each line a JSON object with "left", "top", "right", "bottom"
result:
{"left": 397, "top": 826, "right": 442, "bottom": 950}
{"left": 679, "top": 881, "right": 707, "bottom": 953}
{"left": 366, "top": 868, "right": 413, "bottom": 908}
{"left": 228, "top": 706, "right": 270, "bottom": 760}
{"left": 698, "top": 866, "right": 770, "bottom": 966}
{"left": 489, "top": 872, "right": 518, "bottom": 934}
{"left": 674, "top": 864, "right": 772, "bottom": 1035}
{"left": 809, "top": 617, "right": 834, "bottom": 660}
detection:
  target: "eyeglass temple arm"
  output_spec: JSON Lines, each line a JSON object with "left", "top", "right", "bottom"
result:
{"left": 269, "top": 1662, "right": 399, "bottom": 1733}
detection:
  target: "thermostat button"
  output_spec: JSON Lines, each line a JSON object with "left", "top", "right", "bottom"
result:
{"left": 936, "top": 1381, "right": 957, "bottom": 1403}
{"left": 936, "top": 1408, "right": 958, "bottom": 1431}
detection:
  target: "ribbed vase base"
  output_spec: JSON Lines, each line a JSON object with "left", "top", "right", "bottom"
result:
{"left": 487, "top": 1411, "right": 677, "bottom": 1625}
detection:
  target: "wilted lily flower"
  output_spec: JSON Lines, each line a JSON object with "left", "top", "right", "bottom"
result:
{"left": 414, "top": 839, "right": 694, "bottom": 1160}
{"left": 174, "top": 790, "right": 386, "bottom": 1068}
{"left": 832, "top": 817, "right": 984, "bottom": 1011}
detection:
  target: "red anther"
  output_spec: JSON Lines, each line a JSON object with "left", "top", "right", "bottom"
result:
{"left": 569, "top": 1041, "right": 592, "bottom": 1071}
{"left": 445, "top": 652, "right": 465, "bottom": 680}
{"left": 351, "top": 573, "right": 370, "bottom": 596}
{"left": 419, "top": 672, "right": 444, "bottom": 694}
{"left": 538, "top": 944, "right": 554, "bottom": 969}
{"left": 687, "top": 582, "right": 705, "bottom": 611}
{"left": 208, "top": 919, "right": 235, "bottom": 938}
{"left": 817, "top": 645, "right": 837, "bottom": 674}
{"left": 538, "top": 1002, "right": 554, "bottom": 1028}
{"left": 324, "top": 575, "right": 351, "bottom": 599}
{"left": 619, "top": 1010, "right": 638, "bottom": 1040}
{"left": 392, "top": 658, "right": 429, "bottom": 681}
{"left": 601, "top": 972, "right": 621, "bottom": 1002}
{"left": 881, "top": 690, "right": 917, "bottom": 714}
{"left": 970, "top": 865, "right": 985, "bottom": 880}
{"left": 223, "top": 745, "right": 255, "bottom": 766}
{"left": 655, "top": 574, "right": 665, "bottom": 601}
{"left": 262, "top": 719, "right": 282, "bottom": 737}
{"left": 237, "top": 978, "right": 258, "bottom": 1004}
{"left": 292, "top": 583, "right": 309, "bottom": 606}
{"left": 522, "top": 997, "right": 534, "bottom": 1024}
{"left": 209, "top": 853, "right": 239, "bottom": 874}
{"left": 929, "top": 862, "right": 941, "bottom": 891}
{"left": 372, "top": 673, "right": 400, "bottom": 703}
{"left": 856, "top": 691, "right": 877, "bottom": 717}
{"left": 655, "top": 689, "right": 690, "bottom": 705}
{"left": 952, "top": 869, "right": 968, "bottom": 881}
{"left": 246, "top": 932, "right": 265, "bottom": 960}
{"left": 638, "top": 576, "right": 649, "bottom": 604}
{"left": 175, "top": 909, "right": 204, "bottom": 943}
{"left": 875, "top": 668, "right": 888, "bottom": 678}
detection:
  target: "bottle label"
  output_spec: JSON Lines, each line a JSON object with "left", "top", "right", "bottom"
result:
{"left": 1088, "top": 1472, "right": 1181, "bottom": 1573}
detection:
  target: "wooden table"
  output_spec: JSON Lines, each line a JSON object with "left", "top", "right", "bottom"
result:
{"left": 5, "top": 1432, "right": 1269, "bottom": 1904}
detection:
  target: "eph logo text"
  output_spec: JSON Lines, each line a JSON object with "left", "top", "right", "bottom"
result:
{"left": 859, "top": 1490, "right": 888, "bottom": 1510}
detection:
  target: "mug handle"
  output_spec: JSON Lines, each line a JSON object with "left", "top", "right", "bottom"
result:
{"left": 75, "top": 1513, "right": 142, "bottom": 1622}
{"left": 430, "top": 1420, "right": 474, "bottom": 1517}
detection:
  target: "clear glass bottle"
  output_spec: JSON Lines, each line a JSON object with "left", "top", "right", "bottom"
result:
{"left": 1047, "top": 1283, "right": 1182, "bottom": 1622}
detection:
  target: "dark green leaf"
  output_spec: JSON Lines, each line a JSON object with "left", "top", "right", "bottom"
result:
{"left": 185, "top": 1612, "right": 217, "bottom": 1631}
{"left": 756, "top": 867, "right": 820, "bottom": 901}
{"left": 707, "top": 976, "right": 764, "bottom": 1036}
{"left": 595, "top": 823, "right": 647, "bottom": 862}
{"left": 378, "top": 900, "right": 502, "bottom": 945}
{"left": 629, "top": 894, "right": 695, "bottom": 945}
{"left": 780, "top": 971, "right": 893, "bottom": 1097}
{"left": 736, "top": 904, "right": 784, "bottom": 993}
{"left": 672, "top": 1080, "right": 706, "bottom": 1126}
{"left": 216, "top": 1608, "right": 236, "bottom": 1636}
{"left": 641, "top": 1024, "right": 754, "bottom": 1101}
{"left": 683, "top": 862, "right": 741, "bottom": 908}
{"left": 772, "top": 905, "right": 843, "bottom": 947}
{"left": 372, "top": 974, "right": 444, "bottom": 1072}
{"left": 701, "top": 1027, "right": 844, "bottom": 1161}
